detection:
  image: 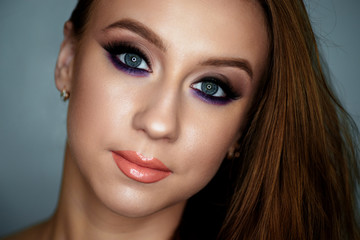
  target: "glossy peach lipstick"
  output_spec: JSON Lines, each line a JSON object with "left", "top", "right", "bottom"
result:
{"left": 112, "top": 151, "right": 172, "bottom": 183}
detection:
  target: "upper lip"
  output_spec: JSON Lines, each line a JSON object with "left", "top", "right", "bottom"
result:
{"left": 112, "top": 150, "right": 171, "bottom": 172}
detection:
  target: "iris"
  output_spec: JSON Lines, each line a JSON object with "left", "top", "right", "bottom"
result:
{"left": 124, "top": 53, "right": 142, "bottom": 68}
{"left": 201, "top": 82, "right": 218, "bottom": 96}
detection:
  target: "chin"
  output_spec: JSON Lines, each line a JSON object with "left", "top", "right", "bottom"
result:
{"left": 90, "top": 181, "right": 182, "bottom": 218}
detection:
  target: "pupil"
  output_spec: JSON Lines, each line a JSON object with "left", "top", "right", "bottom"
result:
{"left": 124, "top": 53, "right": 141, "bottom": 68}
{"left": 201, "top": 82, "right": 218, "bottom": 95}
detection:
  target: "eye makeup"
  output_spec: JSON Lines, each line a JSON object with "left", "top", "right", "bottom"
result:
{"left": 190, "top": 77, "right": 241, "bottom": 105}
{"left": 103, "top": 41, "right": 152, "bottom": 77}
{"left": 102, "top": 40, "right": 242, "bottom": 105}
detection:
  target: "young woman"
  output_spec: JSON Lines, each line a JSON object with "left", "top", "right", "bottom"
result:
{"left": 4, "top": 0, "right": 359, "bottom": 239}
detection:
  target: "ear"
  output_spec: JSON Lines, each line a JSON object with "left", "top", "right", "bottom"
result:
{"left": 55, "top": 21, "right": 76, "bottom": 93}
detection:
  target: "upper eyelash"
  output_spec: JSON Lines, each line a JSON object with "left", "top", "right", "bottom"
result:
{"left": 103, "top": 41, "right": 152, "bottom": 70}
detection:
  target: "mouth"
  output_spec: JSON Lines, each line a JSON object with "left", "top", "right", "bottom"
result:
{"left": 112, "top": 150, "right": 172, "bottom": 183}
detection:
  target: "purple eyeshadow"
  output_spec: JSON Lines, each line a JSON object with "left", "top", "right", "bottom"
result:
{"left": 108, "top": 53, "right": 150, "bottom": 77}
{"left": 191, "top": 88, "right": 233, "bottom": 105}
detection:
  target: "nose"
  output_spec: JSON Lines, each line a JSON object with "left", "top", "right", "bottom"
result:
{"left": 132, "top": 87, "right": 180, "bottom": 142}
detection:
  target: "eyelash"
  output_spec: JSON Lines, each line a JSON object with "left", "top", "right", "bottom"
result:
{"left": 103, "top": 41, "right": 240, "bottom": 105}
{"left": 190, "top": 77, "right": 240, "bottom": 105}
{"left": 103, "top": 41, "right": 152, "bottom": 76}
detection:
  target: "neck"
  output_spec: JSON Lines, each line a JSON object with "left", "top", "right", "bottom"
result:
{"left": 45, "top": 143, "right": 185, "bottom": 240}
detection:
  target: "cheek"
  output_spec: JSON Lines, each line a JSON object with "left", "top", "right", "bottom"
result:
{"left": 173, "top": 105, "right": 245, "bottom": 197}
{"left": 67, "top": 69, "right": 109, "bottom": 152}
{"left": 66, "top": 52, "right": 135, "bottom": 160}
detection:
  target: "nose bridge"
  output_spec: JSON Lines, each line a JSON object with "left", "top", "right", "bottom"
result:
{"left": 132, "top": 81, "right": 180, "bottom": 142}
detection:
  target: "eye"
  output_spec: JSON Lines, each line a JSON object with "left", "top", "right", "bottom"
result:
{"left": 190, "top": 77, "right": 240, "bottom": 105}
{"left": 103, "top": 42, "right": 152, "bottom": 76}
{"left": 191, "top": 81, "right": 226, "bottom": 97}
{"left": 118, "top": 53, "right": 149, "bottom": 70}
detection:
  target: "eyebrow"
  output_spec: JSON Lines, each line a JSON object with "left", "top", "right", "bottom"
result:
{"left": 201, "top": 58, "right": 253, "bottom": 80}
{"left": 103, "top": 18, "right": 167, "bottom": 52}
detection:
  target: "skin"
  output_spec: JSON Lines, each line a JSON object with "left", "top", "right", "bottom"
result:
{"left": 4, "top": 0, "right": 269, "bottom": 239}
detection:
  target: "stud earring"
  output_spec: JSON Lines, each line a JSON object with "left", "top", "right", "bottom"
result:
{"left": 60, "top": 88, "right": 70, "bottom": 101}
{"left": 227, "top": 143, "right": 240, "bottom": 160}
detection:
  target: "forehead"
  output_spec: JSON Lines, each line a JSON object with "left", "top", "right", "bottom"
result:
{"left": 86, "top": 0, "right": 269, "bottom": 77}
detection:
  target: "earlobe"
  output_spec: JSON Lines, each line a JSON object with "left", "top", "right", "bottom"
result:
{"left": 55, "top": 21, "right": 76, "bottom": 93}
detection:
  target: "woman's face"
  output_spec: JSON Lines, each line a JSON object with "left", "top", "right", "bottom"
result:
{"left": 58, "top": 0, "right": 269, "bottom": 217}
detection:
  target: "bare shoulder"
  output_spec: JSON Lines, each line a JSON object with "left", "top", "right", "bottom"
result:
{"left": 1, "top": 221, "right": 49, "bottom": 240}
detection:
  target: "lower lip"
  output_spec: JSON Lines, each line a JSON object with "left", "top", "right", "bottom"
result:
{"left": 112, "top": 152, "right": 171, "bottom": 183}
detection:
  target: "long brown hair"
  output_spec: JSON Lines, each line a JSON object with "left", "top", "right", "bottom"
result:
{"left": 68, "top": 0, "right": 360, "bottom": 239}
{"left": 217, "top": 1, "right": 360, "bottom": 239}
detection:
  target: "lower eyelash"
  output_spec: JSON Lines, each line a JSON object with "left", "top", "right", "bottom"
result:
{"left": 191, "top": 88, "right": 234, "bottom": 105}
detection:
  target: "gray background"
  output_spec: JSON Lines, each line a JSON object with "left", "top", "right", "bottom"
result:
{"left": 0, "top": 0, "right": 359, "bottom": 237}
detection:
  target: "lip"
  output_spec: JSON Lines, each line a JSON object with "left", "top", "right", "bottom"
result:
{"left": 112, "top": 150, "right": 172, "bottom": 183}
